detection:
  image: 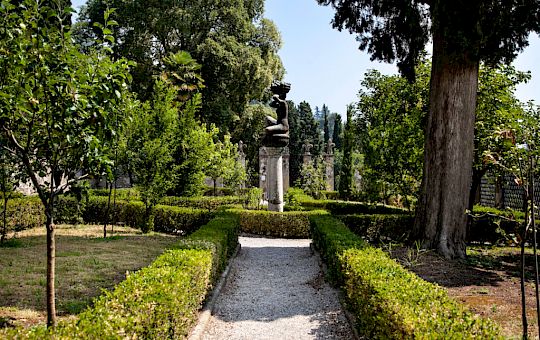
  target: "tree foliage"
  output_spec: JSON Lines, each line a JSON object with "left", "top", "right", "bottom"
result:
{"left": 318, "top": 0, "right": 540, "bottom": 258}
{"left": 338, "top": 105, "right": 354, "bottom": 200}
{"left": 76, "top": 0, "right": 284, "bottom": 132}
{"left": 288, "top": 100, "right": 323, "bottom": 184}
{"left": 0, "top": 0, "right": 132, "bottom": 325}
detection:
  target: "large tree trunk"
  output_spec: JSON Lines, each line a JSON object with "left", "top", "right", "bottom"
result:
{"left": 46, "top": 207, "right": 56, "bottom": 327}
{"left": 413, "top": 31, "right": 479, "bottom": 259}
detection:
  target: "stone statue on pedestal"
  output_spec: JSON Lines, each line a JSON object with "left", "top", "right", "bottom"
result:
{"left": 263, "top": 81, "right": 291, "bottom": 147}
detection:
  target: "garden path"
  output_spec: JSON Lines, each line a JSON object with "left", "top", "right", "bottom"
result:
{"left": 199, "top": 236, "right": 354, "bottom": 340}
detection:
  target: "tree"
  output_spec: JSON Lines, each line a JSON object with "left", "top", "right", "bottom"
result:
{"left": 338, "top": 105, "right": 355, "bottom": 199}
{"left": 77, "top": 0, "right": 284, "bottom": 132}
{"left": 124, "top": 80, "right": 178, "bottom": 232}
{"left": 470, "top": 65, "right": 531, "bottom": 211}
{"left": 318, "top": 0, "right": 540, "bottom": 258}
{"left": 0, "top": 1, "right": 131, "bottom": 326}
{"left": 357, "top": 66, "right": 428, "bottom": 207}
{"left": 332, "top": 113, "right": 343, "bottom": 151}
{"left": 322, "top": 104, "right": 330, "bottom": 143}
{"left": 206, "top": 135, "right": 247, "bottom": 195}
{"left": 288, "top": 101, "right": 323, "bottom": 184}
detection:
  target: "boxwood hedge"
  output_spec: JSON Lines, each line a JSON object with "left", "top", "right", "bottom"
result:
{"left": 229, "top": 208, "right": 328, "bottom": 238}
{"left": 310, "top": 215, "right": 502, "bottom": 339}
{"left": 1, "top": 213, "right": 239, "bottom": 339}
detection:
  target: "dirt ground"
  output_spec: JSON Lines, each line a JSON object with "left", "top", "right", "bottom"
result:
{"left": 388, "top": 244, "right": 540, "bottom": 339}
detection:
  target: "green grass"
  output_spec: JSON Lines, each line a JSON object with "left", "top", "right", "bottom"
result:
{"left": 0, "top": 224, "right": 179, "bottom": 328}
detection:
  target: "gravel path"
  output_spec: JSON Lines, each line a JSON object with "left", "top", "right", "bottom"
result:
{"left": 200, "top": 236, "right": 354, "bottom": 340}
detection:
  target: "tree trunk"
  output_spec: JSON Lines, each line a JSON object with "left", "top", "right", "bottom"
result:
{"left": 1, "top": 194, "right": 8, "bottom": 243}
{"left": 413, "top": 31, "right": 480, "bottom": 259}
{"left": 46, "top": 206, "right": 56, "bottom": 327}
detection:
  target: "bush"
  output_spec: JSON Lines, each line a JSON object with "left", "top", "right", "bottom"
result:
{"left": 90, "top": 188, "right": 140, "bottom": 201}
{"left": 83, "top": 196, "right": 211, "bottom": 234}
{"left": 241, "top": 187, "right": 263, "bottom": 210}
{"left": 160, "top": 195, "right": 242, "bottom": 211}
{"left": 0, "top": 196, "right": 44, "bottom": 233}
{"left": 1, "top": 214, "right": 239, "bottom": 339}
{"left": 230, "top": 208, "right": 328, "bottom": 238}
{"left": 310, "top": 215, "right": 501, "bottom": 339}
{"left": 339, "top": 214, "right": 414, "bottom": 244}
{"left": 297, "top": 195, "right": 407, "bottom": 215}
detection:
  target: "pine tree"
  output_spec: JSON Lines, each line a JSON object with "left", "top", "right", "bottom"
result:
{"left": 318, "top": 0, "right": 540, "bottom": 258}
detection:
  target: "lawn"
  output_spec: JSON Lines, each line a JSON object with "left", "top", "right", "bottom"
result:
{"left": 0, "top": 225, "right": 179, "bottom": 329}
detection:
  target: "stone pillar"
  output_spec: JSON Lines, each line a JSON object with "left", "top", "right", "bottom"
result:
{"left": 259, "top": 147, "right": 268, "bottom": 200}
{"left": 324, "top": 139, "right": 336, "bottom": 191}
{"left": 266, "top": 147, "right": 284, "bottom": 212}
{"left": 282, "top": 146, "right": 290, "bottom": 192}
{"left": 302, "top": 141, "right": 313, "bottom": 165}
{"left": 324, "top": 153, "right": 335, "bottom": 191}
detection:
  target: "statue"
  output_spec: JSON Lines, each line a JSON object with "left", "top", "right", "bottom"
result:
{"left": 263, "top": 81, "right": 291, "bottom": 147}
{"left": 302, "top": 141, "right": 314, "bottom": 155}
{"left": 238, "top": 140, "right": 246, "bottom": 156}
{"left": 326, "top": 138, "right": 336, "bottom": 155}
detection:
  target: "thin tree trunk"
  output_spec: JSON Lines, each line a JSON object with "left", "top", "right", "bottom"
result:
{"left": 46, "top": 204, "right": 56, "bottom": 327}
{"left": 104, "top": 182, "right": 112, "bottom": 238}
{"left": 1, "top": 194, "right": 8, "bottom": 243}
{"left": 414, "top": 31, "right": 479, "bottom": 259}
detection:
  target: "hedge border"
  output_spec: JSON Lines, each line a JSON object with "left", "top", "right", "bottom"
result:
{"left": 310, "top": 215, "right": 501, "bottom": 339}
{"left": 1, "top": 213, "right": 239, "bottom": 339}
{"left": 229, "top": 208, "right": 328, "bottom": 238}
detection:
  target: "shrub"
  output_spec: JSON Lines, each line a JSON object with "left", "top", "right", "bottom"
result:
{"left": 160, "top": 195, "right": 242, "bottom": 211}
{"left": 339, "top": 214, "right": 414, "bottom": 244}
{"left": 310, "top": 215, "right": 502, "bottom": 339}
{"left": 90, "top": 188, "right": 140, "bottom": 201}
{"left": 1, "top": 214, "right": 239, "bottom": 339}
{"left": 230, "top": 208, "right": 328, "bottom": 238}
{"left": 0, "top": 196, "right": 44, "bottom": 233}
{"left": 297, "top": 195, "right": 407, "bottom": 215}
{"left": 83, "top": 196, "right": 211, "bottom": 234}
{"left": 241, "top": 188, "right": 263, "bottom": 210}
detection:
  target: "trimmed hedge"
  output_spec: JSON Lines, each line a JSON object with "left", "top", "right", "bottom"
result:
{"left": 1, "top": 213, "right": 239, "bottom": 339}
{"left": 160, "top": 195, "right": 242, "bottom": 211}
{"left": 90, "top": 188, "right": 140, "bottom": 201}
{"left": 310, "top": 215, "right": 502, "bottom": 339}
{"left": 229, "top": 208, "right": 328, "bottom": 238}
{"left": 83, "top": 197, "right": 211, "bottom": 234}
{"left": 339, "top": 214, "right": 414, "bottom": 243}
{"left": 296, "top": 195, "right": 407, "bottom": 215}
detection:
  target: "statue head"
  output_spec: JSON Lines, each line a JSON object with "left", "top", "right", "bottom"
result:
{"left": 270, "top": 80, "right": 291, "bottom": 100}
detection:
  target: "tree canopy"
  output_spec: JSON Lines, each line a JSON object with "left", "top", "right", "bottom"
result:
{"left": 76, "top": 0, "right": 284, "bottom": 132}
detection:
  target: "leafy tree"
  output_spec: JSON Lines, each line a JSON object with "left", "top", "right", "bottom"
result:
{"left": 318, "top": 0, "right": 540, "bottom": 258}
{"left": 296, "top": 156, "right": 327, "bottom": 199}
{"left": 0, "top": 1, "right": 131, "bottom": 326}
{"left": 77, "top": 0, "right": 284, "bottom": 132}
{"left": 124, "top": 80, "right": 178, "bottom": 232}
{"left": 338, "top": 105, "right": 354, "bottom": 199}
{"left": 470, "top": 66, "right": 531, "bottom": 210}
{"left": 206, "top": 135, "right": 247, "bottom": 195}
{"left": 357, "top": 65, "right": 429, "bottom": 207}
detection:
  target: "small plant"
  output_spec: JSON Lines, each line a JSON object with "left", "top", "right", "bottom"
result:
{"left": 242, "top": 187, "right": 263, "bottom": 210}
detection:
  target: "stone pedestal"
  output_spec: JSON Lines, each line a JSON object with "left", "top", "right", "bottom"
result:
{"left": 324, "top": 154, "right": 335, "bottom": 191}
{"left": 266, "top": 147, "right": 285, "bottom": 212}
{"left": 282, "top": 146, "right": 290, "bottom": 192}
{"left": 259, "top": 147, "right": 269, "bottom": 200}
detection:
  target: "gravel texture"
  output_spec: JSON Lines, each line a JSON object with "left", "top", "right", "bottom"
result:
{"left": 201, "top": 236, "right": 354, "bottom": 340}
